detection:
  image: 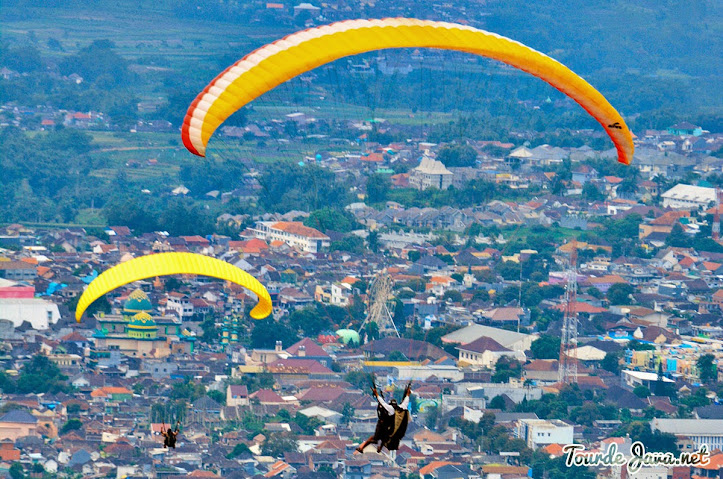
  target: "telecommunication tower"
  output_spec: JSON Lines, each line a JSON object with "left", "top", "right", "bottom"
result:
{"left": 558, "top": 240, "right": 578, "bottom": 384}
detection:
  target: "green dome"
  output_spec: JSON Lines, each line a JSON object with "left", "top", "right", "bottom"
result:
{"left": 129, "top": 312, "right": 156, "bottom": 330}
{"left": 336, "top": 329, "right": 360, "bottom": 345}
{"left": 124, "top": 289, "right": 152, "bottom": 314}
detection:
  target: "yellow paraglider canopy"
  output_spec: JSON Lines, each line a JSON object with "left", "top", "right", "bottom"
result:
{"left": 182, "top": 18, "right": 634, "bottom": 164}
{"left": 75, "top": 252, "right": 272, "bottom": 322}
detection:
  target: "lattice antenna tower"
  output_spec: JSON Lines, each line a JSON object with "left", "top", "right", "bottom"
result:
{"left": 558, "top": 240, "right": 578, "bottom": 384}
{"left": 359, "top": 270, "right": 400, "bottom": 338}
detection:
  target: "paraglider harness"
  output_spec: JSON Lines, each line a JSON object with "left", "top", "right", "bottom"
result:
{"left": 161, "top": 421, "right": 180, "bottom": 449}
{"left": 357, "top": 379, "right": 411, "bottom": 453}
{"left": 382, "top": 381, "right": 412, "bottom": 451}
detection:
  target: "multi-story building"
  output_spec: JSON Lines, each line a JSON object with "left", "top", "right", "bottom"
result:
{"left": 0, "top": 260, "right": 36, "bottom": 281}
{"left": 661, "top": 184, "right": 716, "bottom": 210}
{"left": 253, "top": 221, "right": 330, "bottom": 253}
{"left": 516, "top": 418, "right": 574, "bottom": 449}
{"left": 651, "top": 418, "right": 723, "bottom": 451}
{"left": 165, "top": 292, "right": 194, "bottom": 320}
{"left": 409, "top": 156, "right": 454, "bottom": 191}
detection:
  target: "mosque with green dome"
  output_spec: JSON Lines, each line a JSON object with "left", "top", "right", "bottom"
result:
{"left": 93, "top": 289, "right": 195, "bottom": 358}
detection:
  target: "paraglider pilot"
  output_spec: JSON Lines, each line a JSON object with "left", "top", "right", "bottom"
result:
{"left": 356, "top": 382, "right": 411, "bottom": 454}
{"left": 161, "top": 421, "right": 180, "bottom": 449}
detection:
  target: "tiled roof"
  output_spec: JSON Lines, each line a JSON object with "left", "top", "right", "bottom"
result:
{"left": 286, "top": 338, "right": 329, "bottom": 357}
{"left": 271, "top": 221, "right": 329, "bottom": 239}
{"left": 0, "top": 410, "right": 37, "bottom": 424}
{"left": 457, "top": 336, "right": 510, "bottom": 353}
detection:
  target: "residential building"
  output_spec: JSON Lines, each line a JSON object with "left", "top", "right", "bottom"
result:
{"left": 0, "top": 260, "right": 36, "bottom": 281}
{"left": 226, "top": 385, "right": 249, "bottom": 407}
{"left": 456, "top": 336, "right": 525, "bottom": 368}
{"left": 0, "top": 410, "right": 38, "bottom": 441}
{"left": 166, "top": 292, "right": 194, "bottom": 320}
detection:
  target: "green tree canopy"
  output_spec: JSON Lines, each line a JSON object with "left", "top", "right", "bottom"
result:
{"left": 606, "top": 283, "right": 635, "bottom": 305}
{"left": 437, "top": 144, "right": 477, "bottom": 167}
{"left": 530, "top": 335, "right": 561, "bottom": 360}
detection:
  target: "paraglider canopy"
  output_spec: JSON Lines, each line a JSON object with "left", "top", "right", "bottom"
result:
{"left": 182, "top": 18, "right": 633, "bottom": 164}
{"left": 75, "top": 252, "right": 272, "bottom": 322}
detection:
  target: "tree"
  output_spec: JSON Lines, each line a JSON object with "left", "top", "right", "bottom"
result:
{"left": 697, "top": 354, "right": 717, "bottom": 383}
{"left": 366, "top": 174, "right": 391, "bottom": 203}
{"left": 633, "top": 385, "right": 651, "bottom": 398}
{"left": 170, "top": 377, "right": 206, "bottom": 401}
{"left": 289, "top": 306, "right": 331, "bottom": 337}
{"left": 437, "top": 144, "right": 477, "bottom": 167}
{"left": 582, "top": 182, "right": 605, "bottom": 202}
{"left": 262, "top": 432, "right": 298, "bottom": 457}
{"left": 489, "top": 395, "right": 507, "bottom": 411}
{"left": 492, "top": 357, "right": 522, "bottom": 383}
{"left": 368, "top": 230, "right": 380, "bottom": 253}
{"left": 15, "top": 354, "right": 68, "bottom": 394}
{"left": 250, "top": 318, "right": 299, "bottom": 349}
{"left": 666, "top": 222, "right": 691, "bottom": 248}
{"left": 304, "top": 208, "right": 356, "bottom": 233}
{"left": 341, "top": 402, "right": 355, "bottom": 426}
{"left": 601, "top": 351, "right": 622, "bottom": 374}
{"left": 227, "top": 443, "right": 251, "bottom": 458}
{"left": 607, "top": 283, "right": 635, "bottom": 305}
{"left": 388, "top": 350, "right": 407, "bottom": 361}
{"left": 207, "top": 390, "right": 226, "bottom": 406}
{"left": 442, "top": 290, "right": 463, "bottom": 303}
{"left": 425, "top": 404, "right": 439, "bottom": 430}
{"left": 9, "top": 463, "right": 24, "bottom": 479}
{"left": 529, "top": 335, "right": 561, "bottom": 359}
{"left": 60, "top": 418, "right": 83, "bottom": 435}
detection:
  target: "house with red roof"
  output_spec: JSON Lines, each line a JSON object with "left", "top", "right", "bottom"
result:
{"left": 226, "top": 385, "right": 249, "bottom": 407}
{"left": 266, "top": 358, "right": 335, "bottom": 381}
{"left": 285, "top": 338, "right": 331, "bottom": 366}
{"left": 249, "top": 389, "right": 286, "bottom": 405}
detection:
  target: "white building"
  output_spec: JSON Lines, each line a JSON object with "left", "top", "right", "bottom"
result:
{"left": 651, "top": 418, "right": 723, "bottom": 451}
{"left": 298, "top": 406, "right": 343, "bottom": 425}
{"left": 253, "top": 221, "right": 330, "bottom": 253}
{"left": 165, "top": 292, "right": 193, "bottom": 320}
{"left": 516, "top": 418, "right": 574, "bottom": 449}
{"left": 330, "top": 282, "right": 352, "bottom": 307}
{"left": 661, "top": 184, "right": 716, "bottom": 210}
{"left": 621, "top": 370, "right": 675, "bottom": 391}
{"left": 409, "top": 156, "right": 454, "bottom": 191}
{"left": 0, "top": 298, "right": 61, "bottom": 329}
